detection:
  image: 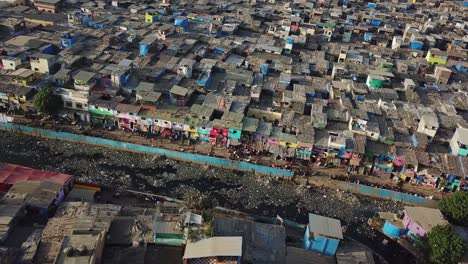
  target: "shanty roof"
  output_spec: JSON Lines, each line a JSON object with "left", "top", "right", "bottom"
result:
{"left": 170, "top": 85, "right": 190, "bottom": 96}
{"left": 242, "top": 117, "right": 259, "bottom": 132}
{"left": 308, "top": 213, "right": 343, "bottom": 240}
{"left": 190, "top": 104, "right": 214, "bottom": 118}
{"left": 115, "top": 103, "right": 142, "bottom": 114}
{"left": 137, "top": 91, "right": 162, "bottom": 103}
{"left": 421, "top": 113, "right": 439, "bottom": 127}
{"left": 0, "top": 204, "right": 22, "bottom": 226}
{"left": 11, "top": 68, "right": 35, "bottom": 78}
{"left": 55, "top": 230, "right": 106, "bottom": 264}
{"left": 73, "top": 71, "right": 96, "bottom": 82}
{"left": 404, "top": 207, "right": 448, "bottom": 232}
{"left": 0, "top": 163, "right": 72, "bottom": 186}
{"left": 214, "top": 216, "right": 286, "bottom": 264}
{"left": 30, "top": 52, "right": 56, "bottom": 60}
{"left": 221, "top": 111, "right": 244, "bottom": 123}
{"left": 285, "top": 246, "right": 336, "bottom": 264}
{"left": 183, "top": 237, "right": 242, "bottom": 259}
{"left": 4, "top": 180, "right": 63, "bottom": 208}
{"left": 35, "top": 0, "right": 61, "bottom": 4}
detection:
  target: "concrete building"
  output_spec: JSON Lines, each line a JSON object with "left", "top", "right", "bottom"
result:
{"left": 56, "top": 87, "right": 90, "bottom": 122}
{"left": 304, "top": 213, "right": 343, "bottom": 256}
{"left": 403, "top": 207, "right": 448, "bottom": 237}
{"left": 450, "top": 127, "right": 468, "bottom": 156}
{"left": 30, "top": 53, "right": 57, "bottom": 74}
{"left": 73, "top": 71, "right": 97, "bottom": 91}
{"left": 417, "top": 113, "right": 439, "bottom": 141}
{"left": 34, "top": 0, "right": 61, "bottom": 13}
{"left": 434, "top": 65, "right": 452, "bottom": 85}
{"left": 1, "top": 57, "right": 22, "bottom": 71}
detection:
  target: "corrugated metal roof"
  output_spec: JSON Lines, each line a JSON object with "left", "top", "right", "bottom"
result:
{"left": 404, "top": 207, "right": 448, "bottom": 232}
{"left": 308, "top": 213, "right": 343, "bottom": 240}
{"left": 183, "top": 236, "right": 242, "bottom": 259}
{"left": 0, "top": 163, "right": 72, "bottom": 186}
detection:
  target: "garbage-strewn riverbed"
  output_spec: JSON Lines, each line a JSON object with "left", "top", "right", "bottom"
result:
{"left": 0, "top": 131, "right": 413, "bottom": 263}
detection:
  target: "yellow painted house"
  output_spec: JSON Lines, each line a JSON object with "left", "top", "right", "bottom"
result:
{"left": 145, "top": 10, "right": 158, "bottom": 23}
{"left": 426, "top": 49, "right": 447, "bottom": 65}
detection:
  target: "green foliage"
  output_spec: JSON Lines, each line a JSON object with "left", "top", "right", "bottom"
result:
{"left": 204, "top": 221, "right": 213, "bottom": 237}
{"left": 415, "top": 225, "right": 466, "bottom": 264}
{"left": 202, "top": 209, "right": 214, "bottom": 223}
{"left": 33, "top": 87, "right": 63, "bottom": 115}
{"left": 439, "top": 191, "right": 468, "bottom": 225}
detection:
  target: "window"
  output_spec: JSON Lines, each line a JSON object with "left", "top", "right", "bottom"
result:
{"left": 65, "top": 101, "right": 72, "bottom": 108}
{"left": 10, "top": 63, "right": 13, "bottom": 66}
{"left": 76, "top": 103, "right": 83, "bottom": 109}
{"left": 107, "top": 109, "right": 111, "bottom": 111}
{"left": 34, "top": 68, "right": 39, "bottom": 71}
{"left": 117, "top": 111, "right": 121, "bottom": 114}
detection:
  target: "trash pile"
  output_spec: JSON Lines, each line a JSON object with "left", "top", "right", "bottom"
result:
{"left": 1, "top": 131, "right": 405, "bottom": 258}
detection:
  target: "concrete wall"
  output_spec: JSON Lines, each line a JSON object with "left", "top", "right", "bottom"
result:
{"left": 30, "top": 58, "right": 50, "bottom": 74}
{"left": 310, "top": 178, "right": 438, "bottom": 207}
{"left": 0, "top": 122, "right": 294, "bottom": 178}
{"left": 403, "top": 213, "right": 426, "bottom": 237}
{"left": 304, "top": 226, "right": 340, "bottom": 256}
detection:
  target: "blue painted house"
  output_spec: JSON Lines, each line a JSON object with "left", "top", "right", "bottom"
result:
{"left": 196, "top": 70, "right": 211, "bottom": 87}
{"left": 455, "top": 61, "right": 468, "bottom": 72}
{"left": 304, "top": 213, "right": 343, "bottom": 256}
{"left": 174, "top": 16, "right": 189, "bottom": 32}
{"left": 59, "top": 32, "right": 77, "bottom": 49}
{"left": 379, "top": 212, "right": 407, "bottom": 239}
{"left": 139, "top": 35, "right": 158, "bottom": 57}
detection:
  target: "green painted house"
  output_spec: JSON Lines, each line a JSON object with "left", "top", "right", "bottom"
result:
{"left": 153, "top": 221, "right": 187, "bottom": 246}
{"left": 88, "top": 100, "right": 118, "bottom": 125}
{"left": 380, "top": 62, "right": 393, "bottom": 73}
{"left": 366, "top": 74, "right": 386, "bottom": 88}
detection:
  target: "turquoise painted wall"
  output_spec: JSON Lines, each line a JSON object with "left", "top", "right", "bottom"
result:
{"left": 0, "top": 123, "right": 294, "bottom": 177}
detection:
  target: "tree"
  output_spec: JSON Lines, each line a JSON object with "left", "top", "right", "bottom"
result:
{"left": 33, "top": 87, "right": 63, "bottom": 115}
{"left": 439, "top": 191, "right": 468, "bottom": 225}
{"left": 415, "top": 225, "right": 466, "bottom": 264}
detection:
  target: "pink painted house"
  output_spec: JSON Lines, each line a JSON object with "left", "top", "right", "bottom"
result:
{"left": 403, "top": 206, "right": 448, "bottom": 237}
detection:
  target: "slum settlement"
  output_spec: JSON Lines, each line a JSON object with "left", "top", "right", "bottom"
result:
{"left": 1, "top": 0, "right": 468, "bottom": 193}
{"left": 0, "top": 0, "right": 468, "bottom": 263}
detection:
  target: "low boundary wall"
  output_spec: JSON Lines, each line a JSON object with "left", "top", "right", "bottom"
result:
{"left": 331, "top": 180, "right": 438, "bottom": 207}
{"left": 0, "top": 122, "right": 440, "bottom": 207}
{"left": 0, "top": 122, "right": 295, "bottom": 177}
